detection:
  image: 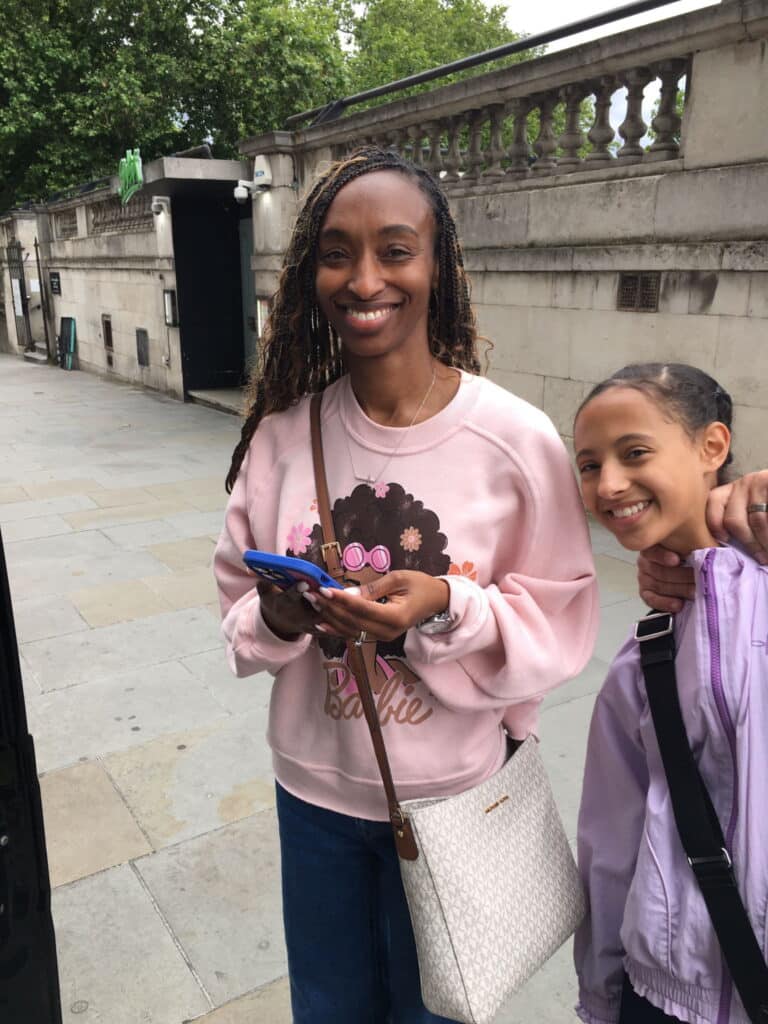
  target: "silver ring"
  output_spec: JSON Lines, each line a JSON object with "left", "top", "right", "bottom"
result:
{"left": 747, "top": 503, "right": 768, "bottom": 514}
{"left": 354, "top": 629, "right": 367, "bottom": 646}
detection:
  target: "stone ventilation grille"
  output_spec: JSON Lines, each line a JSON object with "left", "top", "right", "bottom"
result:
{"left": 90, "top": 195, "right": 153, "bottom": 234}
{"left": 55, "top": 209, "right": 78, "bottom": 239}
{"left": 617, "top": 272, "right": 661, "bottom": 312}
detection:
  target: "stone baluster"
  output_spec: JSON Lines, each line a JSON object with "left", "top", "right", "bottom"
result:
{"left": 425, "top": 120, "right": 444, "bottom": 177}
{"left": 646, "top": 59, "right": 686, "bottom": 162}
{"left": 481, "top": 104, "right": 507, "bottom": 179}
{"left": 616, "top": 66, "right": 652, "bottom": 164}
{"left": 506, "top": 98, "right": 532, "bottom": 179}
{"left": 409, "top": 124, "right": 426, "bottom": 167}
{"left": 557, "top": 84, "right": 587, "bottom": 171}
{"left": 532, "top": 94, "right": 558, "bottom": 174}
{"left": 461, "top": 109, "right": 485, "bottom": 182}
{"left": 442, "top": 117, "right": 463, "bottom": 183}
{"left": 586, "top": 77, "right": 617, "bottom": 165}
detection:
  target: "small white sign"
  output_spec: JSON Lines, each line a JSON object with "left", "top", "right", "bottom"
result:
{"left": 11, "top": 278, "right": 23, "bottom": 316}
{"left": 29, "top": 278, "right": 40, "bottom": 293}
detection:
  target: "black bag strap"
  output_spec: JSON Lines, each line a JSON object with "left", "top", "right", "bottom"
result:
{"left": 636, "top": 611, "right": 768, "bottom": 1024}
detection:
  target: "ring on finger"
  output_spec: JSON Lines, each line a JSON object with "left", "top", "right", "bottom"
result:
{"left": 354, "top": 629, "right": 367, "bottom": 646}
{"left": 747, "top": 503, "right": 768, "bottom": 514}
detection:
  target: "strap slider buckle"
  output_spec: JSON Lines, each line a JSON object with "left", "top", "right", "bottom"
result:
{"left": 687, "top": 847, "right": 732, "bottom": 870}
{"left": 634, "top": 612, "right": 674, "bottom": 643}
{"left": 320, "top": 541, "right": 342, "bottom": 561}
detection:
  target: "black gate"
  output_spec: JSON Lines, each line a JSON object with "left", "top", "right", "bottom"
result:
{"left": 5, "top": 241, "right": 32, "bottom": 351}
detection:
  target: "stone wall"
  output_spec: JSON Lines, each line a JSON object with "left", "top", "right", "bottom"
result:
{"left": 240, "top": 1, "right": 768, "bottom": 471}
{"left": 37, "top": 191, "right": 184, "bottom": 398}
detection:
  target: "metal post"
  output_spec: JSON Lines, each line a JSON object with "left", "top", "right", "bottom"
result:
{"left": 33, "top": 238, "right": 52, "bottom": 361}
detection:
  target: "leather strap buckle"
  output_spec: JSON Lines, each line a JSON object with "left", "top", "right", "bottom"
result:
{"left": 320, "top": 541, "right": 341, "bottom": 561}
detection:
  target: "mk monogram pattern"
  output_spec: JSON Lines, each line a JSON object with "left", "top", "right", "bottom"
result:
{"left": 399, "top": 737, "right": 586, "bottom": 1024}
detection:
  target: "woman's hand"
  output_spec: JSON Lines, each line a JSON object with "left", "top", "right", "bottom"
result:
{"left": 638, "top": 469, "right": 768, "bottom": 611}
{"left": 305, "top": 571, "right": 450, "bottom": 642}
{"left": 705, "top": 471, "right": 768, "bottom": 565}
{"left": 258, "top": 582, "right": 323, "bottom": 641}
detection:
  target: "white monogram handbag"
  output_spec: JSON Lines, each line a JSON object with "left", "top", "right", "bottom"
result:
{"left": 310, "top": 394, "right": 586, "bottom": 1024}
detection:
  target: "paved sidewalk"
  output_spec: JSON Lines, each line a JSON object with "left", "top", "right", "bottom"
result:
{"left": 0, "top": 353, "right": 645, "bottom": 1024}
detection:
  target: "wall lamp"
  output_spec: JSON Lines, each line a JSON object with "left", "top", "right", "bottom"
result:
{"left": 151, "top": 197, "right": 171, "bottom": 216}
{"left": 163, "top": 289, "right": 179, "bottom": 326}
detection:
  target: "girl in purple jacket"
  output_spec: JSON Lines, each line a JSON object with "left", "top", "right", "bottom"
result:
{"left": 572, "top": 363, "right": 768, "bottom": 1024}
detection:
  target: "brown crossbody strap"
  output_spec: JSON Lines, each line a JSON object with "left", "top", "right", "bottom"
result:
{"left": 309, "top": 392, "right": 418, "bottom": 861}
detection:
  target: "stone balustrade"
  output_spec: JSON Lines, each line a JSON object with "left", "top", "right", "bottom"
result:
{"left": 241, "top": 1, "right": 768, "bottom": 191}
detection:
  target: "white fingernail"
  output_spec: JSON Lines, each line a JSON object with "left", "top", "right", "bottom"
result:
{"left": 296, "top": 581, "right": 309, "bottom": 593}
{"left": 302, "top": 592, "right": 319, "bottom": 607}
{"left": 344, "top": 586, "right": 360, "bottom": 596}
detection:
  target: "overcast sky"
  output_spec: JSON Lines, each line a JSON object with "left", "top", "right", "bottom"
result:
{"left": 506, "top": 0, "right": 718, "bottom": 46}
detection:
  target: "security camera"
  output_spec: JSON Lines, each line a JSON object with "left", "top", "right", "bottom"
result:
{"left": 233, "top": 182, "right": 252, "bottom": 204}
{"left": 151, "top": 198, "right": 168, "bottom": 216}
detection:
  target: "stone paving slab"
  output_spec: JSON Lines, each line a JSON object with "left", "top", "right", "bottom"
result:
{"left": 0, "top": 492, "right": 97, "bottom": 524}
{"left": 62, "top": 498, "right": 196, "bottom": 531}
{"left": 68, "top": 578, "right": 173, "bottom": 627}
{"left": 179, "top": 650, "right": 272, "bottom": 716}
{"left": 24, "top": 478, "right": 105, "bottom": 500}
{"left": 41, "top": 761, "right": 152, "bottom": 887}
{"left": 148, "top": 536, "right": 217, "bottom": 571}
{"left": 12, "top": 593, "right": 89, "bottom": 644}
{"left": 54, "top": 864, "right": 211, "bottom": 1024}
{"left": 22, "top": 607, "right": 222, "bottom": 691}
{"left": 103, "top": 710, "right": 274, "bottom": 850}
{"left": 143, "top": 567, "right": 220, "bottom": 611}
{"left": 190, "top": 977, "right": 291, "bottom": 1023}
{"left": 8, "top": 547, "right": 172, "bottom": 602}
{"left": 88, "top": 486, "right": 158, "bottom": 507}
{"left": 1, "top": 514, "right": 74, "bottom": 542}
{"left": 135, "top": 810, "right": 286, "bottom": 1006}
{"left": 26, "top": 660, "right": 229, "bottom": 772}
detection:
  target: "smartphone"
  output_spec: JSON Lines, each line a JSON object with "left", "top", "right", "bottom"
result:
{"left": 242, "top": 550, "right": 344, "bottom": 591}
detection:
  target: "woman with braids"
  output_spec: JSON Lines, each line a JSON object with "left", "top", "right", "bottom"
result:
{"left": 213, "top": 144, "right": 596, "bottom": 1023}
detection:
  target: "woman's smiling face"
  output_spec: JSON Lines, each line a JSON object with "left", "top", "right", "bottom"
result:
{"left": 574, "top": 386, "right": 726, "bottom": 556}
{"left": 314, "top": 170, "right": 437, "bottom": 362}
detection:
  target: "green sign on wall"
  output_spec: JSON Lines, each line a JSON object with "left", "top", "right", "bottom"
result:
{"left": 118, "top": 148, "right": 143, "bottom": 205}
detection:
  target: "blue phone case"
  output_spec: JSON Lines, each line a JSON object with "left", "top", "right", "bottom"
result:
{"left": 242, "top": 550, "right": 344, "bottom": 591}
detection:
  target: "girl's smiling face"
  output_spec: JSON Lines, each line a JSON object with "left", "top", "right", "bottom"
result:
{"left": 574, "top": 386, "right": 730, "bottom": 556}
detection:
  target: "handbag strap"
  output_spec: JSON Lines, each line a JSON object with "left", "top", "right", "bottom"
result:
{"left": 309, "top": 392, "right": 418, "bottom": 861}
{"left": 636, "top": 612, "right": 768, "bottom": 1024}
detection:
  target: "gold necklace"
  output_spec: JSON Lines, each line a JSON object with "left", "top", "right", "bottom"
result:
{"left": 345, "top": 369, "right": 437, "bottom": 486}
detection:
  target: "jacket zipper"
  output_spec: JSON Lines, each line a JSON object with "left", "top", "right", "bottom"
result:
{"left": 701, "top": 549, "right": 739, "bottom": 1024}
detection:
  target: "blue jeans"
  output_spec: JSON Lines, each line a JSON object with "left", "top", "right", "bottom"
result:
{"left": 276, "top": 782, "right": 458, "bottom": 1024}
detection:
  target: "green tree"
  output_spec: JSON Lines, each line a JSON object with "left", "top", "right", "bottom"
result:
{"left": 347, "top": 0, "right": 535, "bottom": 100}
{"left": 0, "top": 0, "right": 348, "bottom": 209}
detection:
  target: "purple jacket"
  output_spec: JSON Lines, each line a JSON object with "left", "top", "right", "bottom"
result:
{"left": 575, "top": 546, "right": 768, "bottom": 1024}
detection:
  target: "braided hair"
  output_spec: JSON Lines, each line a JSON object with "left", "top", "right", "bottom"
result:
{"left": 577, "top": 362, "right": 735, "bottom": 485}
{"left": 225, "top": 145, "right": 481, "bottom": 492}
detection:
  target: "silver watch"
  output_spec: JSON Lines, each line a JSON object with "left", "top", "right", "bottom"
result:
{"left": 416, "top": 610, "right": 455, "bottom": 635}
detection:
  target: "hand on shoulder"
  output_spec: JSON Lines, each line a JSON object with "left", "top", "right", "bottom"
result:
{"left": 637, "top": 469, "right": 768, "bottom": 611}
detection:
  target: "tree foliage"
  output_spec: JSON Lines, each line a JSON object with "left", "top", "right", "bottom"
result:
{"left": 0, "top": 0, "right": 547, "bottom": 210}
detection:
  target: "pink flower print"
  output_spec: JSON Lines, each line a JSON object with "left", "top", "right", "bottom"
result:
{"left": 287, "top": 522, "right": 312, "bottom": 554}
{"left": 448, "top": 560, "right": 478, "bottom": 582}
{"left": 373, "top": 482, "right": 390, "bottom": 499}
{"left": 400, "top": 526, "right": 422, "bottom": 552}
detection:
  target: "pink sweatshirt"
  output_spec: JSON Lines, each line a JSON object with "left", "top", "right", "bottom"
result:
{"left": 214, "top": 371, "right": 599, "bottom": 820}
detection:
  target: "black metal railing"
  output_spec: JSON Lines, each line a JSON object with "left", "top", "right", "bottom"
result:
{"left": 287, "top": 0, "right": 701, "bottom": 127}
